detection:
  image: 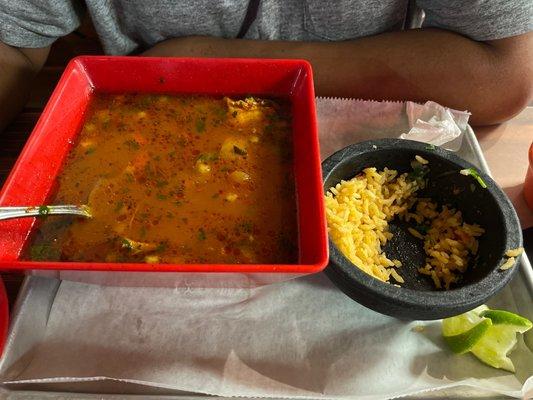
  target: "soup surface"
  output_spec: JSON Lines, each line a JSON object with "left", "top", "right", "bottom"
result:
{"left": 25, "top": 94, "right": 298, "bottom": 264}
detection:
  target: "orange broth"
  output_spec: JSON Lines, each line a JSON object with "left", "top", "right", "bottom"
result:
{"left": 25, "top": 94, "right": 298, "bottom": 264}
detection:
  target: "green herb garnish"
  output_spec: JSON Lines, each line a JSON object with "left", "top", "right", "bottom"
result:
{"left": 213, "top": 105, "right": 227, "bottom": 121}
{"left": 426, "top": 144, "right": 437, "bottom": 150}
{"left": 195, "top": 117, "right": 206, "bottom": 133}
{"left": 125, "top": 173, "right": 135, "bottom": 183}
{"left": 124, "top": 139, "right": 140, "bottom": 150}
{"left": 232, "top": 111, "right": 238, "bottom": 118}
{"left": 198, "top": 228, "right": 206, "bottom": 241}
{"left": 30, "top": 244, "right": 60, "bottom": 261}
{"left": 85, "top": 147, "right": 96, "bottom": 155}
{"left": 407, "top": 165, "right": 429, "bottom": 181}
{"left": 114, "top": 201, "right": 124, "bottom": 213}
{"left": 38, "top": 205, "right": 50, "bottom": 216}
{"left": 197, "top": 152, "right": 219, "bottom": 162}
{"left": 121, "top": 238, "right": 133, "bottom": 250}
{"left": 460, "top": 168, "right": 487, "bottom": 189}
{"left": 156, "top": 193, "right": 167, "bottom": 200}
{"left": 155, "top": 242, "right": 168, "bottom": 253}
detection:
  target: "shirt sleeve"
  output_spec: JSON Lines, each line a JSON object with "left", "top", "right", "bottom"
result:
{"left": 0, "top": 0, "right": 83, "bottom": 48}
{"left": 416, "top": 0, "right": 533, "bottom": 41}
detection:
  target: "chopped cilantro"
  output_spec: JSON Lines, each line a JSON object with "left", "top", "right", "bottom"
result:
{"left": 197, "top": 152, "right": 219, "bottom": 162}
{"left": 121, "top": 238, "right": 133, "bottom": 250}
{"left": 30, "top": 244, "right": 60, "bottom": 261}
{"left": 460, "top": 168, "right": 487, "bottom": 189}
{"left": 155, "top": 242, "right": 168, "bottom": 253}
{"left": 124, "top": 139, "right": 140, "bottom": 150}
{"left": 38, "top": 205, "right": 50, "bottom": 216}
{"left": 425, "top": 144, "right": 437, "bottom": 150}
{"left": 113, "top": 201, "right": 124, "bottom": 212}
{"left": 84, "top": 147, "right": 96, "bottom": 155}
{"left": 125, "top": 173, "right": 135, "bottom": 183}
{"left": 195, "top": 117, "right": 206, "bottom": 133}
{"left": 213, "top": 106, "right": 227, "bottom": 120}
{"left": 407, "top": 160, "right": 429, "bottom": 182}
{"left": 156, "top": 193, "right": 167, "bottom": 200}
{"left": 198, "top": 228, "right": 206, "bottom": 241}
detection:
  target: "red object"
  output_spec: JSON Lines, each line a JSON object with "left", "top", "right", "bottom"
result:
{"left": 525, "top": 141, "right": 533, "bottom": 210}
{"left": 0, "top": 57, "right": 328, "bottom": 280}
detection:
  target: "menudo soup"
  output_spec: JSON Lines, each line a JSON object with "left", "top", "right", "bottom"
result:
{"left": 25, "top": 94, "right": 298, "bottom": 264}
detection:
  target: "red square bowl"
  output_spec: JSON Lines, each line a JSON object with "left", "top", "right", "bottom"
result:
{"left": 0, "top": 56, "right": 328, "bottom": 285}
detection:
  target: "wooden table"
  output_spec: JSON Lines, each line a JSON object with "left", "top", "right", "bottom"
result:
{"left": 0, "top": 62, "right": 532, "bottom": 309}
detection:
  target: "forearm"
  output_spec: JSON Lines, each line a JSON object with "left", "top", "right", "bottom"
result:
{"left": 144, "top": 29, "right": 532, "bottom": 125}
{"left": 0, "top": 43, "right": 49, "bottom": 132}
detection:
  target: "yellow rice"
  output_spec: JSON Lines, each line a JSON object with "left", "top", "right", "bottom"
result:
{"left": 325, "top": 164, "right": 485, "bottom": 289}
{"left": 500, "top": 257, "right": 516, "bottom": 271}
{"left": 505, "top": 247, "right": 524, "bottom": 258}
{"left": 415, "top": 200, "right": 484, "bottom": 289}
{"left": 325, "top": 167, "right": 419, "bottom": 283}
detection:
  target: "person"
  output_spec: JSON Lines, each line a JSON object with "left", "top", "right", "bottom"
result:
{"left": 0, "top": 0, "right": 531, "bottom": 132}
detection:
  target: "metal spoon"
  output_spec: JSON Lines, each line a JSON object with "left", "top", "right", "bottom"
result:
{"left": 0, "top": 205, "right": 92, "bottom": 221}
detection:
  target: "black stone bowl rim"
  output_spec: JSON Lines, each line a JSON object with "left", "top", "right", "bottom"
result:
{"left": 322, "top": 138, "right": 523, "bottom": 320}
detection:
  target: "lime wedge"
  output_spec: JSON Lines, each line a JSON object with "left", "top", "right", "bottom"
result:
{"left": 442, "top": 305, "right": 489, "bottom": 336}
{"left": 442, "top": 305, "right": 491, "bottom": 354}
{"left": 443, "top": 319, "right": 492, "bottom": 354}
{"left": 471, "top": 310, "right": 533, "bottom": 372}
{"left": 442, "top": 306, "right": 532, "bottom": 372}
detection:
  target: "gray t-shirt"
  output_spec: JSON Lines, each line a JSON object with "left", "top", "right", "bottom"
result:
{"left": 1, "top": 0, "right": 532, "bottom": 55}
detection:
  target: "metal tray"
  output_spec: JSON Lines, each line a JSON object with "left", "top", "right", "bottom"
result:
{"left": 0, "top": 126, "right": 530, "bottom": 400}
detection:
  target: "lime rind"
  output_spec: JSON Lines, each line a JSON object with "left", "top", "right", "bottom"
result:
{"left": 472, "top": 309, "right": 533, "bottom": 372}
{"left": 443, "top": 318, "right": 493, "bottom": 354}
{"left": 480, "top": 310, "right": 533, "bottom": 333}
{"left": 442, "top": 305, "right": 488, "bottom": 336}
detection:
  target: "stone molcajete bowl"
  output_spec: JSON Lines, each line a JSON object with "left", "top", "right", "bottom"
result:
{"left": 322, "top": 139, "right": 522, "bottom": 320}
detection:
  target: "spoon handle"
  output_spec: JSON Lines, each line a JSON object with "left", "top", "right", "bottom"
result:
{"left": 0, "top": 205, "right": 92, "bottom": 221}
